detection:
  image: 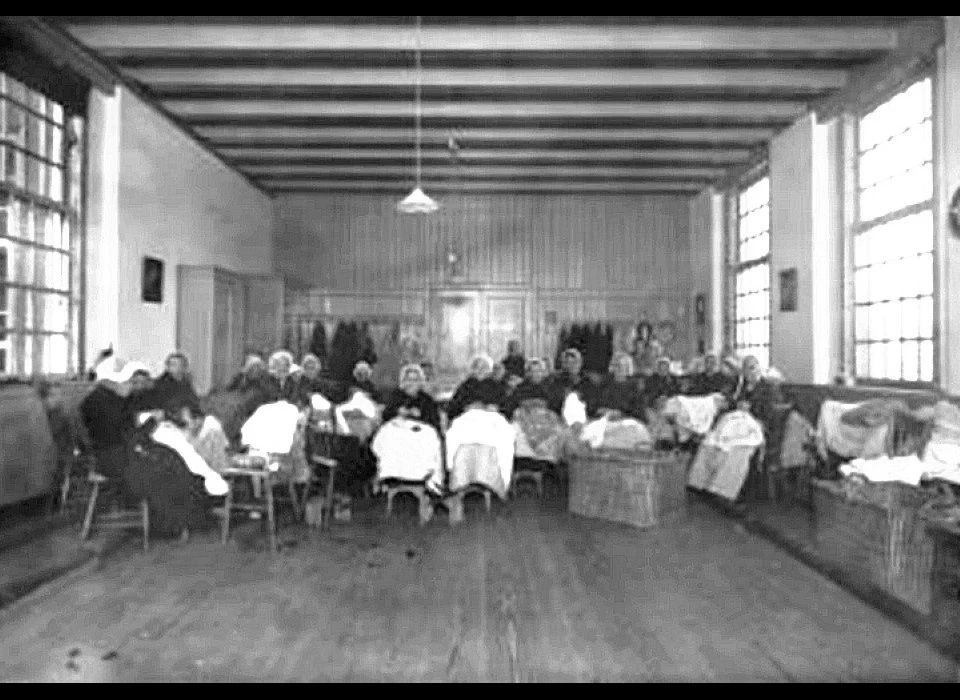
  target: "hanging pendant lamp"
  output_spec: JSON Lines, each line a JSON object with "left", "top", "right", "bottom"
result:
{"left": 397, "top": 15, "right": 439, "bottom": 214}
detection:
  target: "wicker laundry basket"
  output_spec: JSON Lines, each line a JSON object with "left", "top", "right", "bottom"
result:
{"left": 568, "top": 448, "right": 688, "bottom": 528}
{"left": 812, "top": 478, "right": 936, "bottom": 615}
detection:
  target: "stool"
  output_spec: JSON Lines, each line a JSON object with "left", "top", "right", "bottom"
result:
{"left": 79, "top": 473, "right": 150, "bottom": 553}
{"left": 385, "top": 483, "right": 434, "bottom": 526}
{"left": 216, "top": 464, "right": 280, "bottom": 552}
{"left": 510, "top": 469, "right": 545, "bottom": 498}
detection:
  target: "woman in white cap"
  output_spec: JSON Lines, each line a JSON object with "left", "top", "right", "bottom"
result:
{"left": 380, "top": 364, "right": 441, "bottom": 431}
{"left": 446, "top": 354, "right": 508, "bottom": 422}
{"left": 265, "top": 350, "right": 305, "bottom": 406}
{"left": 351, "top": 360, "right": 379, "bottom": 401}
{"left": 584, "top": 352, "right": 645, "bottom": 422}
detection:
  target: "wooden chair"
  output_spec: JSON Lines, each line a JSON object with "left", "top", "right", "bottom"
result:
{"left": 303, "top": 425, "right": 340, "bottom": 532}
{"left": 510, "top": 468, "right": 545, "bottom": 499}
{"left": 59, "top": 450, "right": 98, "bottom": 517}
{"left": 216, "top": 455, "right": 282, "bottom": 552}
{"left": 384, "top": 482, "right": 435, "bottom": 526}
{"left": 79, "top": 472, "right": 150, "bottom": 553}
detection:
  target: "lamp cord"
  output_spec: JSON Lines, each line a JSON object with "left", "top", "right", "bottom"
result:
{"left": 415, "top": 15, "right": 423, "bottom": 188}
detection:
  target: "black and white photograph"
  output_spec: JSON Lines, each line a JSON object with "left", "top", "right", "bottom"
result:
{"left": 0, "top": 15, "right": 957, "bottom": 684}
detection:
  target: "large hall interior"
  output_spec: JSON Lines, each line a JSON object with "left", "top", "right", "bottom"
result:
{"left": 1, "top": 15, "right": 960, "bottom": 683}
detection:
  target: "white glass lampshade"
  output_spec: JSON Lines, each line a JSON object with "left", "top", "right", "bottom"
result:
{"left": 397, "top": 186, "right": 439, "bottom": 214}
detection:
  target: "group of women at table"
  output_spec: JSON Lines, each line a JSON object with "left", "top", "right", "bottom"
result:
{"left": 72, "top": 343, "right": 782, "bottom": 541}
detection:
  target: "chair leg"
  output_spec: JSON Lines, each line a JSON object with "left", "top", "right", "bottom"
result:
{"left": 141, "top": 500, "right": 150, "bottom": 553}
{"left": 58, "top": 471, "right": 71, "bottom": 515}
{"left": 221, "top": 480, "right": 234, "bottom": 546}
{"left": 266, "top": 477, "right": 278, "bottom": 553}
{"left": 386, "top": 489, "right": 395, "bottom": 518}
{"left": 484, "top": 491, "right": 492, "bottom": 514}
{"left": 288, "top": 479, "right": 302, "bottom": 521}
{"left": 324, "top": 467, "right": 337, "bottom": 532}
{"left": 80, "top": 481, "right": 100, "bottom": 542}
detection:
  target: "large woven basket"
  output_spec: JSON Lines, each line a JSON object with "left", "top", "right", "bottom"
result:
{"left": 812, "top": 478, "right": 935, "bottom": 615}
{"left": 568, "top": 448, "right": 687, "bottom": 529}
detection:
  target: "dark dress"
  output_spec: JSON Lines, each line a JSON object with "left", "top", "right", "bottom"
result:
{"left": 446, "top": 377, "right": 508, "bottom": 422}
{"left": 124, "top": 424, "right": 212, "bottom": 537}
{"left": 585, "top": 377, "right": 646, "bottom": 420}
{"left": 731, "top": 377, "right": 783, "bottom": 432}
{"left": 144, "top": 373, "right": 201, "bottom": 412}
{"left": 502, "top": 354, "right": 526, "bottom": 380}
{"left": 693, "top": 371, "right": 733, "bottom": 398}
{"left": 381, "top": 388, "right": 441, "bottom": 432}
{"left": 80, "top": 384, "right": 138, "bottom": 481}
{"left": 264, "top": 374, "right": 305, "bottom": 407}
{"left": 643, "top": 374, "right": 680, "bottom": 409}
{"left": 351, "top": 378, "right": 379, "bottom": 402}
{"left": 503, "top": 380, "right": 560, "bottom": 418}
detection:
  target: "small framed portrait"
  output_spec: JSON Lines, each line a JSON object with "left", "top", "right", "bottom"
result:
{"left": 142, "top": 257, "right": 164, "bottom": 304}
{"left": 695, "top": 294, "right": 707, "bottom": 326}
{"left": 779, "top": 268, "right": 798, "bottom": 313}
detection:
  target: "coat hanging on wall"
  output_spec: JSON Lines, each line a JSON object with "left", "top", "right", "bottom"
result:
{"left": 359, "top": 322, "right": 378, "bottom": 366}
{"left": 310, "top": 321, "right": 328, "bottom": 366}
{"left": 555, "top": 326, "right": 570, "bottom": 370}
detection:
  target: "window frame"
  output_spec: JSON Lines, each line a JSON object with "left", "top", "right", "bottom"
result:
{"left": 846, "top": 71, "right": 939, "bottom": 390}
{"left": 726, "top": 167, "right": 772, "bottom": 369}
{"left": 0, "top": 72, "right": 86, "bottom": 380}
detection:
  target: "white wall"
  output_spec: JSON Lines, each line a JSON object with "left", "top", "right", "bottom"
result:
{"left": 941, "top": 16, "right": 960, "bottom": 395}
{"left": 84, "top": 87, "right": 275, "bottom": 373}
{"left": 768, "top": 114, "right": 843, "bottom": 384}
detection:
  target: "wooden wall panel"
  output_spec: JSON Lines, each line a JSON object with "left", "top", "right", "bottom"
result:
{"left": 275, "top": 193, "right": 690, "bottom": 295}
{"left": 276, "top": 192, "right": 696, "bottom": 373}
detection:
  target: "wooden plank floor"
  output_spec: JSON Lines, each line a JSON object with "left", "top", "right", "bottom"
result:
{"left": 0, "top": 494, "right": 955, "bottom": 683}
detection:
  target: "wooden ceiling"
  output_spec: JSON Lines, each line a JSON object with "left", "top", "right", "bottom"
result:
{"left": 47, "top": 16, "right": 927, "bottom": 197}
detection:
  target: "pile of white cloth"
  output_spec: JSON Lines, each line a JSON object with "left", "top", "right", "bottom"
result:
{"left": 840, "top": 455, "right": 930, "bottom": 487}
{"left": 240, "top": 401, "right": 303, "bottom": 470}
{"left": 702, "top": 410, "right": 765, "bottom": 452}
{"left": 815, "top": 400, "right": 896, "bottom": 461}
{"left": 370, "top": 417, "right": 444, "bottom": 494}
{"left": 662, "top": 394, "right": 724, "bottom": 437}
{"left": 580, "top": 416, "right": 652, "bottom": 451}
{"left": 446, "top": 408, "right": 516, "bottom": 499}
{"left": 562, "top": 392, "right": 588, "bottom": 427}
{"left": 687, "top": 410, "right": 765, "bottom": 501}
{"left": 151, "top": 422, "right": 229, "bottom": 496}
{"left": 336, "top": 391, "right": 380, "bottom": 440}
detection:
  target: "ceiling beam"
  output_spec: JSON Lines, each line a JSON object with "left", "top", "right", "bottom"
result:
{"left": 239, "top": 164, "right": 725, "bottom": 179}
{"left": 194, "top": 125, "right": 778, "bottom": 144}
{"left": 262, "top": 179, "right": 703, "bottom": 194}
{"left": 165, "top": 99, "right": 807, "bottom": 121}
{"left": 62, "top": 23, "right": 900, "bottom": 53}
{"left": 220, "top": 147, "right": 752, "bottom": 163}
{"left": 124, "top": 66, "right": 848, "bottom": 91}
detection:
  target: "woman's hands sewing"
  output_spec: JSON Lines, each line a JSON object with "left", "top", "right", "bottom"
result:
{"left": 398, "top": 406, "right": 422, "bottom": 419}
{"left": 599, "top": 408, "right": 623, "bottom": 420}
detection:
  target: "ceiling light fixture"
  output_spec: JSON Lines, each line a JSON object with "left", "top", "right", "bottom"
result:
{"left": 397, "top": 16, "right": 439, "bottom": 214}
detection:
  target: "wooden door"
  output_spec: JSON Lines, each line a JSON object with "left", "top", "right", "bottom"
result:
{"left": 212, "top": 273, "right": 246, "bottom": 391}
{"left": 484, "top": 293, "right": 526, "bottom": 363}
{"left": 430, "top": 291, "right": 479, "bottom": 382}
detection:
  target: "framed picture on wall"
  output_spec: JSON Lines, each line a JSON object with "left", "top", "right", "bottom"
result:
{"left": 142, "top": 257, "right": 164, "bottom": 304}
{"left": 779, "top": 268, "right": 798, "bottom": 312}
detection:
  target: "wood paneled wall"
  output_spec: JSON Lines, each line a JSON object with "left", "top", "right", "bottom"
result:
{"left": 275, "top": 193, "right": 695, "bottom": 365}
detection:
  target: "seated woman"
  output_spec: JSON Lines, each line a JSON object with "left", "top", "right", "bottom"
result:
{"left": 578, "top": 353, "right": 652, "bottom": 450}
{"left": 146, "top": 352, "right": 200, "bottom": 412}
{"left": 446, "top": 354, "right": 508, "bottom": 422}
{"left": 692, "top": 353, "right": 734, "bottom": 397}
{"left": 80, "top": 358, "right": 154, "bottom": 483}
{"left": 729, "top": 355, "right": 783, "bottom": 434}
{"left": 445, "top": 355, "right": 516, "bottom": 502}
{"left": 371, "top": 364, "right": 444, "bottom": 502}
{"left": 686, "top": 355, "right": 772, "bottom": 502}
{"left": 265, "top": 350, "right": 305, "bottom": 407}
{"left": 227, "top": 354, "right": 271, "bottom": 395}
{"left": 350, "top": 361, "right": 379, "bottom": 401}
{"left": 140, "top": 401, "right": 230, "bottom": 539}
{"left": 548, "top": 348, "right": 589, "bottom": 397}
{"left": 507, "top": 358, "right": 568, "bottom": 468}
{"left": 643, "top": 356, "right": 682, "bottom": 445}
